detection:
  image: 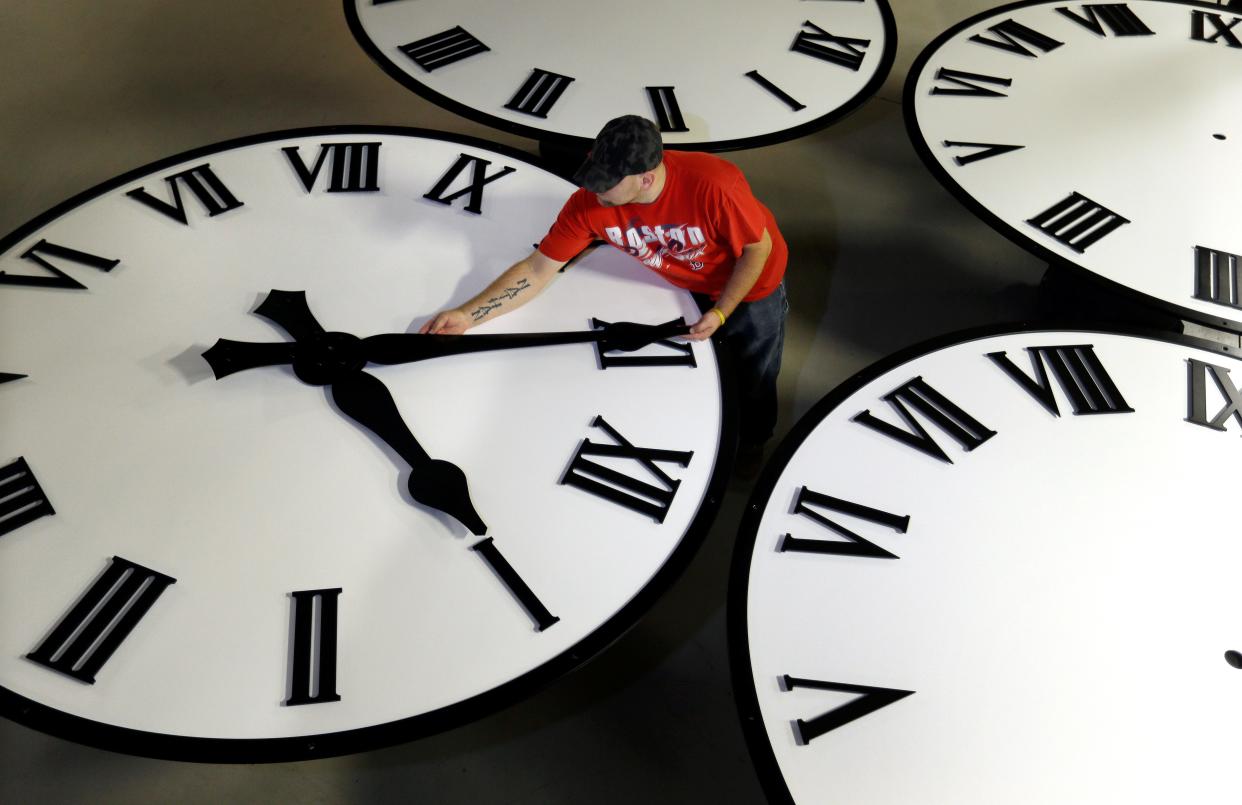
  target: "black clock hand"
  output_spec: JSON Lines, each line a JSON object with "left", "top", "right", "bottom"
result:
{"left": 329, "top": 369, "right": 487, "bottom": 536}
{"left": 361, "top": 318, "right": 690, "bottom": 366}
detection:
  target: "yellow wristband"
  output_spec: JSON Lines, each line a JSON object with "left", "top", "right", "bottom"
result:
{"left": 710, "top": 308, "right": 727, "bottom": 327}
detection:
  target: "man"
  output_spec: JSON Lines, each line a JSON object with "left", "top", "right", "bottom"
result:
{"left": 421, "top": 115, "right": 788, "bottom": 457}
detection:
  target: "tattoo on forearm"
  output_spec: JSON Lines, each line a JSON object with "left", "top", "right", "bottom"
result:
{"left": 469, "top": 278, "right": 531, "bottom": 321}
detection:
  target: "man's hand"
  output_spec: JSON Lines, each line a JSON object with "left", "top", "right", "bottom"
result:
{"left": 686, "top": 309, "right": 724, "bottom": 341}
{"left": 420, "top": 309, "right": 472, "bottom": 335}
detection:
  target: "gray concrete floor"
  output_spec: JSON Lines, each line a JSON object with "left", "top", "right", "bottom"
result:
{"left": 0, "top": 2, "right": 1050, "bottom": 802}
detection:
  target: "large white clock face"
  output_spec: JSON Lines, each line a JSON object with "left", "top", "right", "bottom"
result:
{"left": 345, "top": 0, "right": 896, "bottom": 150}
{"left": 906, "top": 0, "right": 1242, "bottom": 331}
{"left": 0, "top": 127, "right": 730, "bottom": 761}
{"left": 732, "top": 327, "right": 1242, "bottom": 804}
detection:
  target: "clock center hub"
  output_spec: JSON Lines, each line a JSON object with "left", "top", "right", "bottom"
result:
{"left": 292, "top": 331, "right": 366, "bottom": 385}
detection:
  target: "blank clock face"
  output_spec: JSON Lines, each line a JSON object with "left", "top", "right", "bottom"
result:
{"left": 345, "top": 0, "right": 896, "bottom": 150}
{"left": 0, "top": 127, "right": 730, "bottom": 761}
{"left": 906, "top": 0, "right": 1242, "bottom": 330}
{"left": 731, "top": 327, "right": 1242, "bottom": 803}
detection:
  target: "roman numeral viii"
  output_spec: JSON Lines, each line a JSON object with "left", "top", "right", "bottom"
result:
{"left": 782, "top": 675, "right": 914, "bottom": 745}
{"left": 28, "top": 557, "right": 176, "bottom": 683}
{"left": 126, "top": 164, "right": 243, "bottom": 225}
{"left": 286, "top": 588, "right": 342, "bottom": 706}
{"left": 779, "top": 487, "right": 910, "bottom": 559}
{"left": 0, "top": 456, "right": 55, "bottom": 537}
{"left": 560, "top": 416, "right": 694, "bottom": 523}
{"left": 422, "top": 153, "right": 517, "bottom": 215}
{"left": 852, "top": 377, "right": 996, "bottom": 463}
{"left": 283, "top": 142, "right": 381, "bottom": 193}
{"left": 988, "top": 344, "right": 1133, "bottom": 416}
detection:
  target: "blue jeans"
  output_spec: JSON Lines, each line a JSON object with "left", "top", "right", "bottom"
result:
{"left": 693, "top": 280, "right": 787, "bottom": 446}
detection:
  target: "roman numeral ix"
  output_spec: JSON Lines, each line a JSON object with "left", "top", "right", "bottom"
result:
{"left": 560, "top": 415, "right": 694, "bottom": 523}
{"left": 1192, "top": 10, "right": 1242, "bottom": 48}
{"left": 0, "top": 456, "right": 55, "bottom": 537}
{"left": 852, "top": 377, "right": 996, "bottom": 463}
{"left": 422, "top": 153, "right": 517, "bottom": 215}
{"left": 126, "top": 164, "right": 244, "bottom": 225}
{"left": 286, "top": 588, "right": 342, "bottom": 706}
{"left": 283, "top": 142, "right": 381, "bottom": 192}
{"left": 779, "top": 487, "right": 910, "bottom": 559}
{"left": 791, "top": 21, "right": 870, "bottom": 70}
{"left": 28, "top": 557, "right": 176, "bottom": 684}
{"left": 1187, "top": 358, "right": 1242, "bottom": 432}
{"left": 592, "top": 317, "right": 696, "bottom": 368}
{"left": 988, "top": 344, "right": 1133, "bottom": 416}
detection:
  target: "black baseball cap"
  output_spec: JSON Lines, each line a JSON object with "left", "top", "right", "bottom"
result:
{"left": 571, "top": 116, "right": 664, "bottom": 193}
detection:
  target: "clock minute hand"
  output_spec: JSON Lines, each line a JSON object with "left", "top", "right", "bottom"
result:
{"left": 360, "top": 319, "right": 690, "bottom": 366}
{"left": 329, "top": 369, "right": 487, "bottom": 536}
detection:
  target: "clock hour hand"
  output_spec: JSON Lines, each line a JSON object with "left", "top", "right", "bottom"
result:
{"left": 202, "top": 339, "right": 298, "bottom": 379}
{"left": 329, "top": 369, "right": 487, "bottom": 536}
{"left": 360, "top": 319, "right": 690, "bottom": 366}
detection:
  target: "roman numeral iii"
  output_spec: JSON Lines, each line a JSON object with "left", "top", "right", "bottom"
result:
{"left": 283, "top": 142, "right": 381, "bottom": 193}
{"left": 1193, "top": 245, "right": 1242, "bottom": 309}
{"left": 0, "top": 456, "right": 55, "bottom": 537}
{"left": 1186, "top": 358, "right": 1242, "bottom": 432}
{"left": 560, "top": 415, "right": 694, "bottom": 523}
{"left": 28, "top": 557, "right": 176, "bottom": 684}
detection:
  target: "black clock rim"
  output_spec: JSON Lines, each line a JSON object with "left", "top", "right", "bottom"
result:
{"left": 0, "top": 124, "right": 740, "bottom": 763}
{"left": 725, "top": 320, "right": 1242, "bottom": 805}
{"left": 341, "top": 0, "right": 899, "bottom": 154}
{"left": 901, "top": 0, "right": 1242, "bottom": 335}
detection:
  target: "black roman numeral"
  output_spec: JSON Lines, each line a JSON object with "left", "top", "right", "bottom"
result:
{"left": 790, "top": 21, "right": 870, "bottom": 70}
{"left": 779, "top": 487, "right": 909, "bottom": 559}
{"left": 969, "top": 18, "right": 1064, "bottom": 56}
{"left": 988, "top": 344, "right": 1133, "bottom": 416}
{"left": 646, "top": 86, "right": 689, "bottom": 133}
{"left": 0, "top": 457, "right": 55, "bottom": 537}
{"left": 744, "top": 70, "right": 806, "bottom": 111}
{"left": 1193, "top": 245, "right": 1242, "bottom": 309}
{"left": 28, "top": 557, "right": 176, "bottom": 684}
{"left": 560, "top": 415, "right": 694, "bottom": 523}
{"left": 1026, "top": 191, "right": 1130, "bottom": 253}
{"left": 1055, "top": 4, "right": 1155, "bottom": 37}
{"left": 782, "top": 675, "right": 914, "bottom": 745}
{"left": 592, "top": 318, "right": 696, "bottom": 368}
{"left": 1187, "top": 358, "right": 1242, "bottom": 432}
{"left": 283, "top": 142, "right": 381, "bottom": 193}
{"left": 398, "top": 26, "right": 490, "bottom": 71}
{"left": 943, "top": 140, "right": 1025, "bottom": 166}
{"left": 852, "top": 377, "right": 996, "bottom": 463}
{"left": 504, "top": 69, "right": 575, "bottom": 118}
{"left": 1192, "top": 10, "right": 1242, "bottom": 48}
{"left": 471, "top": 537, "right": 559, "bottom": 631}
{"left": 126, "top": 164, "right": 244, "bottom": 225}
{"left": 286, "top": 588, "right": 342, "bottom": 706}
{"left": 930, "top": 68, "right": 1013, "bottom": 97}
{"left": 0, "top": 239, "right": 119, "bottom": 290}
{"left": 422, "top": 153, "right": 517, "bottom": 215}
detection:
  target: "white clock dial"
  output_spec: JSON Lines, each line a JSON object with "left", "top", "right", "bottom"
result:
{"left": 906, "top": 0, "right": 1242, "bottom": 330}
{"left": 0, "top": 127, "right": 731, "bottom": 761}
{"left": 345, "top": 0, "right": 895, "bottom": 150}
{"left": 732, "top": 327, "right": 1242, "bottom": 804}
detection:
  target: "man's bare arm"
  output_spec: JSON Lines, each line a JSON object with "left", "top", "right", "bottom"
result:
{"left": 420, "top": 249, "right": 568, "bottom": 334}
{"left": 686, "top": 228, "right": 772, "bottom": 341}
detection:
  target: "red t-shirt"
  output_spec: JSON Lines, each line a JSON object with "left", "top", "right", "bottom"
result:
{"left": 538, "top": 151, "right": 787, "bottom": 302}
